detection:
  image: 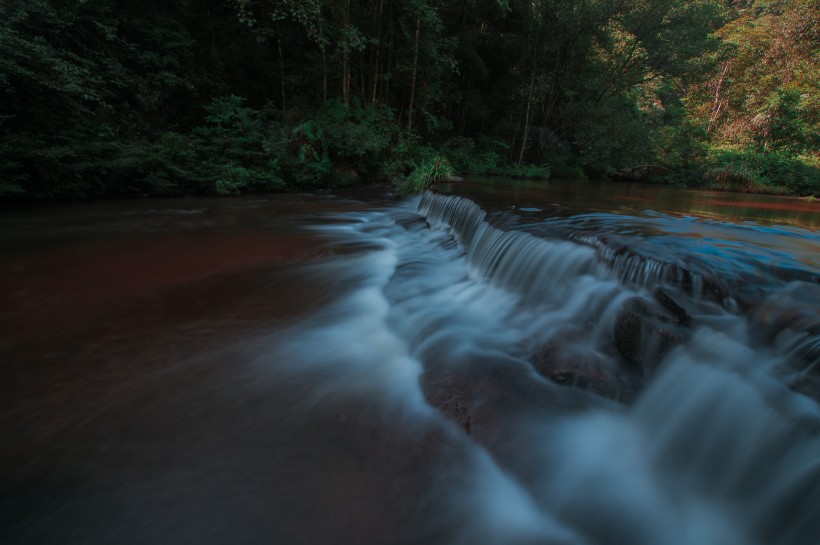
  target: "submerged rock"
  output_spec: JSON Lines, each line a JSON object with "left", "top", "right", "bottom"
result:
{"left": 420, "top": 354, "right": 600, "bottom": 444}
{"left": 609, "top": 164, "right": 669, "bottom": 183}
{"left": 749, "top": 282, "right": 820, "bottom": 342}
{"left": 614, "top": 297, "right": 690, "bottom": 375}
{"left": 530, "top": 330, "right": 640, "bottom": 403}
{"left": 750, "top": 282, "right": 820, "bottom": 402}
{"left": 394, "top": 212, "right": 430, "bottom": 233}
{"left": 421, "top": 373, "right": 474, "bottom": 435}
{"left": 654, "top": 287, "right": 693, "bottom": 327}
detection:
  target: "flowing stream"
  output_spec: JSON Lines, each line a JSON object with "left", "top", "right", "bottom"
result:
{"left": 1, "top": 181, "right": 819, "bottom": 544}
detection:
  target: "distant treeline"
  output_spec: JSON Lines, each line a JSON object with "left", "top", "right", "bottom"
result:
{"left": 1, "top": 0, "right": 817, "bottom": 199}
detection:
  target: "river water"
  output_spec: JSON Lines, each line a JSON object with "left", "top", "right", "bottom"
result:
{"left": 1, "top": 180, "right": 819, "bottom": 544}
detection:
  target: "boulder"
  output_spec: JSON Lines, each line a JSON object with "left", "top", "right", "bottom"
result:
{"left": 439, "top": 175, "right": 464, "bottom": 183}
{"left": 610, "top": 165, "right": 669, "bottom": 183}
{"left": 654, "top": 287, "right": 694, "bottom": 327}
{"left": 394, "top": 212, "right": 430, "bottom": 233}
{"left": 530, "top": 327, "right": 641, "bottom": 402}
{"left": 749, "top": 283, "right": 820, "bottom": 343}
{"left": 420, "top": 373, "right": 474, "bottom": 435}
{"left": 614, "top": 297, "right": 690, "bottom": 374}
{"left": 750, "top": 283, "right": 820, "bottom": 402}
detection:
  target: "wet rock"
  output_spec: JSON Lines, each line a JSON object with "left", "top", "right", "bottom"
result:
{"left": 421, "top": 373, "right": 475, "bottom": 435}
{"left": 394, "top": 212, "right": 430, "bottom": 233}
{"left": 751, "top": 283, "right": 820, "bottom": 402}
{"left": 654, "top": 287, "right": 693, "bottom": 327}
{"left": 750, "top": 282, "right": 820, "bottom": 343}
{"left": 420, "top": 354, "right": 601, "bottom": 443}
{"left": 530, "top": 328, "right": 640, "bottom": 403}
{"left": 786, "top": 366, "right": 820, "bottom": 403}
{"left": 609, "top": 164, "right": 669, "bottom": 183}
{"left": 614, "top": 297, "right": 690, "bottom": 374}
{"left": 579, "top": 234, "right": 735, "bottom": 307}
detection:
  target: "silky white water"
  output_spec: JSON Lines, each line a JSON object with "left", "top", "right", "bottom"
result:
{"left": 3, "top": 190, "right": 817, "bottom": 545}
{"left": 250, "top": 192, "right": 820, "bottom": 545}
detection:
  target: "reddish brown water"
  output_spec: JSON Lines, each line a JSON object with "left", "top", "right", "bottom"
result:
{"left": 2, "top": 181, "right": 819, "bottom": 545}
{"left": 0, "top": 194, "right": 402, "bottom": 544}
{"left": 441, "top": 178, "right": 820, "bottom": 228}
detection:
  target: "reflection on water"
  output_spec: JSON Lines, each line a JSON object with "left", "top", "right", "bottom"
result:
{"left": 439, "top": 178, "right": 820, "bottom": 304}
{"left": 438, "top": 177, "right": 820, "bottom": 228}
{"left": 1, "top": 183, "right": 819, "bottom": 545}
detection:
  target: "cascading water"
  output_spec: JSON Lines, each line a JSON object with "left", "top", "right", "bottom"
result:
{"left": 3, "top": 189, "right": 818, "bottom": 545}
{"left": 260, "top": 190, "right": 820, "bottom": 545}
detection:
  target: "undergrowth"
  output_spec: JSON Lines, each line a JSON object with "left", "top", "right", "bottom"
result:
{"left": 396, "top": 155, "right": 456, "bottom": 195}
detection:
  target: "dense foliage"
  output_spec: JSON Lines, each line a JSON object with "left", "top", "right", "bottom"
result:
{"left": 0, "top": 0, "right": 817, "bottom": 199}
{"left": 684, "top": 0, "right": 819, "bottom": 194}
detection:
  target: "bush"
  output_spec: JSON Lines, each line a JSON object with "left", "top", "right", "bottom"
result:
{"left": 397, "top": 155, "right": 455, "bottom": 195}
{"left": 562, "top": 96, "right": 655, "bottom": 175}
{"left": 267, "top": 98, "right": 401, "bottom": 187}
{"left": 107, "top": 97, "right": 286, "bottom": 196}
{"left": 700, "top": 147, "right": 820, "bottom": 196}
{"left": 316, "top": 99, "right": 394, "bottom": 167}
{"left": 442, "top": 136, "right": 499, "bottom": 174}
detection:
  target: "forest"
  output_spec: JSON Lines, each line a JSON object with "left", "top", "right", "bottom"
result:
{"left": 1, "top": 0, "right": 817, "bottom": 200}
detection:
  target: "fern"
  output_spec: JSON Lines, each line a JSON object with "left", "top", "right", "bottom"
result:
{"left": 398, "top": 155, "right": 455, "bottom": 195}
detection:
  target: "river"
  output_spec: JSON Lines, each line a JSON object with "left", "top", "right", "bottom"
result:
{"left": 1, "top": 179, "right": 819, "bottom": 545}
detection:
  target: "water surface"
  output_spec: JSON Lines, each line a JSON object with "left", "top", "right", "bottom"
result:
{"left": 2, "top": 181, "right": 819, "bottom": 544}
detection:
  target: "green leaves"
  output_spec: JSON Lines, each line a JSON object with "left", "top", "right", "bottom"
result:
{"left": 677, "top": 0, "right": 819, "bottom": 190}
{"left": 702, "top": 147, "right": 820, "bottom": 196}
{"left": 399, "top": 154, "right": 455, "bottom": 195}
{"left": 2, "top": 0, "right": 813, "bottom": 200}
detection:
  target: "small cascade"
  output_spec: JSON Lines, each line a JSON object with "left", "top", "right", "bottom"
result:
{"left": 4, "top": 189, "right": 819, "bottom": 545}
{"left": 631, "top": 344, "right": 820, "bottom": 545}
{"left": 419, "top": 192, "right": 740, "bottom": 311}
{"left": 571, "top": 233, "right": 735, "bottom": 307}
{"left": 323, "top": 191, "right": 820, "bottom": 545}
{"left": 782, "top": 333, "right": 820, "bottom": 401}
{"left": 418, "top": 192, "right": 604, "bottom": 304}
{"left": 416, "top": 191, "right": 820, "bottom": 405}
{"left": 751, "top": 282, "right": 820, "bottom": 400}
{"left": 416, "top": 192, "right": 690, "bottom": 399}
{"left": 248, "top": 192, "right": 820, "bottom": 545}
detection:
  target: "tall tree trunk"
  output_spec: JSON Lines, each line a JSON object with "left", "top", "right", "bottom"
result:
{"left": 407, "top": 18, "right": 421, "bottom": 130}
{"left": 342, "top": 0, "right": 351, "bottom": 105}
{"left": 385, "top": 13, "right": 394, "bottom": 104}
{"left": 517, "top": 29, "right": 543, "bottom": 164}
{"left": 361, "top": 54, "right": 366, "bottom": 103}
{"left": 322, "top": 48, "right": 328, "bottom": 102}
{"left": 508, "top": 110, "right": 522, "bottom": 163}
{"left": 204, "top": 3, "right": 216, "bottom": 49}
{"left": 343, "top": 52, "right": 350, "bottom": 104}
{"left": 518, "top": 70, "right": 536, "bottom": 165}
{"left": 371, "top": 0, "right": 385, "bottom": 104}
{"left": 277, "top": 39, "right": 286, "bottom": 113}
{"left": 370, "top": 47, "right": 381, "bottom": 105}
{"left": 708, "top": 61, "right": 731, "bottom": 134}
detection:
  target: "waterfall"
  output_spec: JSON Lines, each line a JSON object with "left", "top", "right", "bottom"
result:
{"left": 418, "top": 192, "right": 606, "bottom": 305}
{"left": 5, "top": 190, "right": 818, "bottom": 545}
{"left": 254, "top": 193, "right": 820, "bottom": 545}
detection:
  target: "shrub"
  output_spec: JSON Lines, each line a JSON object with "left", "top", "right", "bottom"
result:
{"left": 442, "top": 137, "right": 499, "bottom": 174}
{"left": 700, "top": 147, "right": 820, "bottom": 196}
{"left": 397, "top": 155, "right": 455, "bottom": 195}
